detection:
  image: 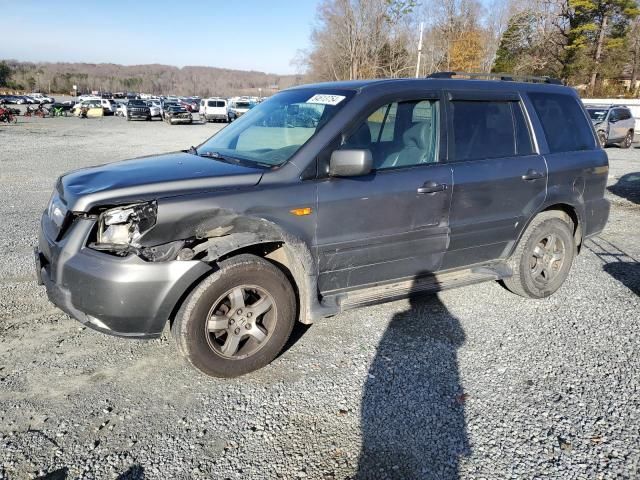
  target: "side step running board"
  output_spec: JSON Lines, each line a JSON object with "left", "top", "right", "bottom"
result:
{"left": 324, "top": 264, "right": 510, "bottom": 312}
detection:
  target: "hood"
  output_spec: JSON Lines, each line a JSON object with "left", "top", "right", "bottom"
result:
{"left": 59, "top": 151, "right": 265, "bottom": 212}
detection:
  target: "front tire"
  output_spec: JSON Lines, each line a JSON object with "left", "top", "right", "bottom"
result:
{"left": 503, "top": 211, "right": 575, "bottom": 299}
{"left": 172, "top": 254, "right": 296, "bottom": 377}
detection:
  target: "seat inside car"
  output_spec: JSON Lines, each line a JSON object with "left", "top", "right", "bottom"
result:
{"left": 379, "top": 120, "right": 434, "bottom": 168}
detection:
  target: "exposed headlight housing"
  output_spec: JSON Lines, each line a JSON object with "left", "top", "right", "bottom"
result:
{"left": 47, "top": 191, "right": 68, "bottom": 229}
{"left": 95, "top": 202, "right": 157, "bottom": 248}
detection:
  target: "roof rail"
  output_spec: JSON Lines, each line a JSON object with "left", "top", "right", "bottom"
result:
{"left": 426, "top": 71, "right": 563, "bottom": 85}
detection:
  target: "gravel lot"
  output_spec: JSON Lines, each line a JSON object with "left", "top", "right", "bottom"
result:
{"left": 0, "top": 115, "right": 639, "bottom": 480}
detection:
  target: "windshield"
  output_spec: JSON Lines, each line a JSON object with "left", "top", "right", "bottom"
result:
{"left": 198, "top": 89, "right": 354, "bottom": 167}
{"left": 587, "top": 108, "right": 608, "bottom": 122}
{"left": 234, "top": 102, "right": 252, "bottom": 109}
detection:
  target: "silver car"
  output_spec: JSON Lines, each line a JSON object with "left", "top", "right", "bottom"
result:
{"left": 586, "top": 104, "right": 635, "bottom": 148}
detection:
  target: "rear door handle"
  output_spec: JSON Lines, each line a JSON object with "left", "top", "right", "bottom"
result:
{"left": 522, "top": 169, "right": 546, "bottom": 181}
{"left": 417, "top": 181, "right": 448, "bottom": 194}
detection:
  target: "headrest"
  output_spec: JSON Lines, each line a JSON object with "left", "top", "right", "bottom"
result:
{"left": 402, "top": 121, "right": 431, "bottom": 149}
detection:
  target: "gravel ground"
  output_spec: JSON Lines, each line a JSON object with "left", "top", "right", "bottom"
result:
{"left": 0, "top": 116, "right": 639, "bottom": 480}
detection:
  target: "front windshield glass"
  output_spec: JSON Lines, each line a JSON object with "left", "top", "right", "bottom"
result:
{"left": 587, "top": 108, "right": 607, "bottom": 122}
{"left": 198, "top": 89, "right": 354, "bottom": 167}
{"left": 235, "top": 102, "right": 252, "bottom": 109}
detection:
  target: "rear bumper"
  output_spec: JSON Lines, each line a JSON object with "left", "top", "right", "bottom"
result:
{"left": 36, "top": 214, "right": 212, "bottom": 338}
{"left": 204, "top": 113, "right": 227, "bottom": 120}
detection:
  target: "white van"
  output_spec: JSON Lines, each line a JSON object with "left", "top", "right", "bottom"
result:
{"left": 200, "top": 98, "right": 228, "bottom": 122}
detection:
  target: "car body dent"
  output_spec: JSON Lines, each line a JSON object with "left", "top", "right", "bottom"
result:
{"left": 59, "top": 152, "right": 265, "bottom": 212}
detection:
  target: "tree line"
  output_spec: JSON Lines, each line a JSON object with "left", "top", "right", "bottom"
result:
{"left": 298, "top": 0, "right": 640, "bottom": 97}
{"left": 0, "top": 60, "right": 302, "bottom": 97}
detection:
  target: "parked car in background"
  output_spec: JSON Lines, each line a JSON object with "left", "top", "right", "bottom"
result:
{"left": 34, "top": 75, "right": 610, "bottom": 377}
{"left": 114, "top": 101, "right": 128, "bottom": 117}
{"left": 164, "top": 105, "right": 193, "bottom": 125}
{"left": 585, "top": 104, "right": 635, "bottom": 148}
{"left": 29, "top": 93, "right": 55, "bottom": 104}
{"left": 71, "top": 99, "right": 103, "bottom": 116}
{"left": 21, "top": 96, "right": 40, "bottom": 104}
{"left": 145, "top": 100, "right": 162, "bottom": 119}
{"left": 73, "top": 98, "right": 116, "bottom": 116}
{"left": 200, "top": 97, "right": 228, "bottom": 122}
{"left": 0, "top": 95, "right": 18, "bottom": 104}
{"left": 180, "top": 99, "right": 199, "bottom": 112}
{"left": 227, "top": 99, "right": 254, "bottom": 121}
{"left": 160, "top": 101, "right": 180, "bottom": 120}
{"left": 126, "top": 99, "right": 151, "bottom": 121}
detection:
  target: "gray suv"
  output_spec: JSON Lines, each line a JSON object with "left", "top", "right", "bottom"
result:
{"left": 585, "top": 104, "right": 635, "bottom": 148}
{"left": 36, "top": 74, "right": 610, "bottom": 377}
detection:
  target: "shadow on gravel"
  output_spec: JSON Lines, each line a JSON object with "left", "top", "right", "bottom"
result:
{"left": 586, "top": 238, "right": 640, "bottom": 295}
{"left": 357, "top": 283, "right": 469, "bottom": 479}
{"left": 36, "top": 467, "right": 68, "bottom": 480}
{"left": 603, "top": 263, "right": 640, "bottom": 295}
{"left": 607, "top": 172, "right": 640, "bottom": 205}
{"left": 278, "top": 322, "right": 312, "bottom": 357}
{"left": 116, "top": 464, "right": 145, "bottom": 479}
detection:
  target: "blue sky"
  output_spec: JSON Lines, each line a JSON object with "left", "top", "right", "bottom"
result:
{"left": 0, "top": 0, "right": 320, "bottom": 74}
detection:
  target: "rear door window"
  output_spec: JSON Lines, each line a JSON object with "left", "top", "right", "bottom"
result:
{"left": 450, "top": 101, "right": 518, "bottom": 161}
{"left": 528, "top": 92, "right": 595, "bottom": 153}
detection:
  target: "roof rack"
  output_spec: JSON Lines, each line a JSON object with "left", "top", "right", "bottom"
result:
{"left": 426, "top": 71, "right": 563, "bottom": 85}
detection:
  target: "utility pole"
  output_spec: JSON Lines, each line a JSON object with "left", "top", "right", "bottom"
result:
{"left": 415, "top": 22, "right": 424, "bottom": 78}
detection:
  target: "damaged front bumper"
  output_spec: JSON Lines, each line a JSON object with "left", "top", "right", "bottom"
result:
{"left": 36, "top": 213, "right": 212, "bottom": 338}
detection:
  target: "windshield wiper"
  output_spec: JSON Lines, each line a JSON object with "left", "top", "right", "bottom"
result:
{"left": 198, "top": 151, "right": 272, "bottom": 169}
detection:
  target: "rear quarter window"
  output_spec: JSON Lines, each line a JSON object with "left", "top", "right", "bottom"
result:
{"left": 528, "top": 92, "right": 595, "bottom": 153}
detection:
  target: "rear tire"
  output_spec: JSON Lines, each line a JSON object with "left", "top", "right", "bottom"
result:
{"left": 503, "top": 211, "right": 575, "bottom": 299}
{"left": 621, "top": 130, "right": 633, "bottom": 149}
{"left": 172, "top": 254, "right": 296, "bottom": 377}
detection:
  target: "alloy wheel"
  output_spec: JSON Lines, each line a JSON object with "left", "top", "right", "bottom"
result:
{"left": 529, "top": 233, "right": 566, "bottom": 286}
{"left": 205, "top": 285, "right": 276, "bottom": 359}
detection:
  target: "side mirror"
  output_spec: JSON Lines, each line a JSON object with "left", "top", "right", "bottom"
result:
{"left": 329, "top": 149, "right": 373, "bottom": 177}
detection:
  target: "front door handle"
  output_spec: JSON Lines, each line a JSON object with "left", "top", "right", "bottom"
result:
{"left": 417, "top": 181, "right": 448, "bottom": 194}
{"left": 522, "top": 169, "right": 546, "bottom": 181}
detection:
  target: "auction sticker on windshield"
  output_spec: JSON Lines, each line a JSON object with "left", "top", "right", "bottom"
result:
{"left": 306, "top": 94, "right": 346, "bottom": 106}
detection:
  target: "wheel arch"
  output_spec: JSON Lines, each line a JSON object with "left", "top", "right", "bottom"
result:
{"left": 164, "top": 216, "right": 321, "bottom": 327}
{"left": 509, "top": 200, "right": 584, "bottom": 259}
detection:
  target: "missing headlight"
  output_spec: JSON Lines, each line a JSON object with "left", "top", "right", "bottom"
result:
{"left": 95, "top": 202, "right": 157, "bottom": 248}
